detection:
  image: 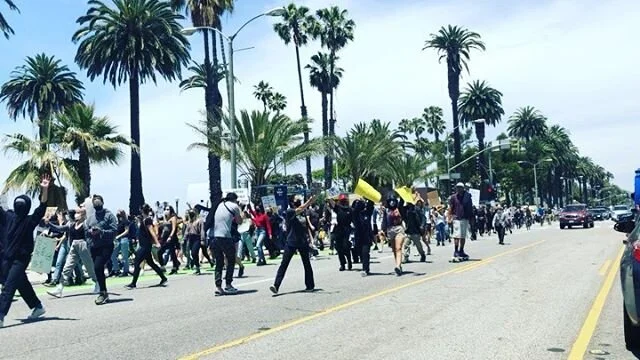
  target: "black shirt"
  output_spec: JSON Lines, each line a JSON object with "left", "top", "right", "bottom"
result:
{"left": 334, "top": 205, "right": 352, "bottom": 234}
{"left": 139, "top": 217, "right": 154, "bottom": 248}
{"left": 285, "top": 209, "right": 307, "bottom": 247}
{"left": 405, "top": 208, "right": 422, "bottom": 235}
{"left": 117, "top": 218, "right": 129, "bottom": 237}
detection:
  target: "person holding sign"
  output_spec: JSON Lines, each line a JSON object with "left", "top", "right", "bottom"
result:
{"left": 0, "top": 174, "right": 50, "bottom": 328}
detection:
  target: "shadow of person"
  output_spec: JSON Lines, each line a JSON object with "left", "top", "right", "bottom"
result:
{"left": 3, "top": 316, "right": 78, "bottom": 329}
{"left": 272, "top": 288, "right": 324, "bottom": 297}
{"left": 223, "top": 289, "right": 259, "bottom": 296}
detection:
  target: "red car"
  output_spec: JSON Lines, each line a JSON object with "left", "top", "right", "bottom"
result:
{"left": 559, "top": 204, "right": 594, "bottom": 229}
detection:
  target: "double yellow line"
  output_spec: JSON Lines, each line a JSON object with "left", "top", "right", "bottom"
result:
{"left": 180, "top": 240, "right": 546, "bottom": 359}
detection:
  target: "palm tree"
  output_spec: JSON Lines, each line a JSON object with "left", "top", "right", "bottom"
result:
{"left": 268, "top": 93, "right": 287, "bottom": 114}
{"left": 507, "top": 106, "right": 548, "bottom": 141}
{"left": 306, "top": 52, "right": 343, "bottom": 188}
{"left": 423, "top": 106, "right": 445, "bottom": 142}
{"left": 2, "top": 133, "right": 81, "bottom": 210}
{"left": 423, "top": 25, "right": 485, "bottom": 164}
{"left": 188, "top": 110, "right": 322, "bottom": 199}
{"left": 253, "top": 81, "right": 274, "bottom": 111}
{"left": 171, "top": 0, "right": 234, "bottom": 207}
{"left": 389, "top": 154, "right": 431, "bottom": 188}
{"left": 179, "top": 62, "right": 227, "bottom": 92}
{"left": 53, "top": 103, "right": 131, "bottom": 203}
{"left": 0, "top": 54, "right": 84, "bottom": 145}
{"left": 73, "top": 0, "right": 191, "bottom": 214}
{"left": 0, "top": 0, "right": 18, "bottom": 39}
{"left": 273, "top": 3, "right": 318, "bottom": 187}
{"left": 458, "top": 80, "right": 504, "bottom": 180}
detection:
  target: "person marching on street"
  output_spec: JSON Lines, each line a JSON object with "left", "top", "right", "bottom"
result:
{"left": 183, "top": 208, "right": 204, "bottom": 275}
{"left": 493, "top": 205, "right": 508, "bottom": 245}
{"left": 85, "top": 194, "right": 118, "bottom": 305}
{"left": 270, "top": 196, "right": 316, "bottom": 295}
{"left": 403, "top": 202, "right": 427, "bottom": 264}
{"left": 125, "top": 204, "right": 167, "bottom": 289}
{"left": 207, "top": 193, "right": 241, "bottom": 296}
{"left": 352, "top": 199, "right": 375, "bottom": 276}
{"left": 0, "top": 174, "right": 51, "bottom": 328}
{"left": 329, "top": 194, "right": 353, "bottom": 271}
{"left": 447, "top": 183, "right": 474, "bottom": 261}
{"left": 384, "top": 196, "right": 407, "bottom": 276}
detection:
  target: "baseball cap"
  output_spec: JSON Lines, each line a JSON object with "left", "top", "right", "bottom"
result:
{"left": 455, "top": 182, "right": 465, "bottom": 188}
{"left": 338, "top": 194, "right": 348, "bottom": 201}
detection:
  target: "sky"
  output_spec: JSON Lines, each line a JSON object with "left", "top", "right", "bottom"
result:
{"left": 0, "top": 0, "right": 638, "bottom": 210}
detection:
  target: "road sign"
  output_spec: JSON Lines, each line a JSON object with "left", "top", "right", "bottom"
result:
{"left": 438, "top": 173, "right": 461, "bottom": 181}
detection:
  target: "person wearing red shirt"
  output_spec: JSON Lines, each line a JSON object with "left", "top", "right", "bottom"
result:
{"left": 249, "top": 204, "right": 272, "bottom": 266}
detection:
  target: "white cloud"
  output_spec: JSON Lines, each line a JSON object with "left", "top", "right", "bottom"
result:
{"left": 1, "top": 0, "right": 638, "bottom": 210}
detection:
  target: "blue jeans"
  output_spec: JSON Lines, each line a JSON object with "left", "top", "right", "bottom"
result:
{"left": 52, "top": 241, "right": 82, "bottom": 283}
{"left": 436, "top": 223, "right": 446, "bottom": 243}
{"left": 255, "top": 228, "right": 267, "bottom": 262}
{"left": 111, "top": 238, "right": 130, "bottom": 274}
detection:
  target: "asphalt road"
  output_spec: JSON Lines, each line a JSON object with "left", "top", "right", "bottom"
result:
{"left": 0, "top": 221, "right": 632, "bottom": 360}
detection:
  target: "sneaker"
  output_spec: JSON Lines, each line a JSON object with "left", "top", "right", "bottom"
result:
{"left": 224, "top": 285, "right": 238, "bottom": 294}
{"left": 361, "top": 271, "right": 368, "bottom": 277}
{"left": 304, "top": 287, "right": 314, "bottom": 292}
{"left": 420, "top": 255, "right": 426, "bottom": 262}
{"left": 394, "top": 267, "right": 402, "bottom": 276}
{"left": 95, "top": 292, "right": 109, "bottom": 305}
{"left": 47, "top": 285, "right": 64, "bottom": 298}
{"left": 193, "top": 269, "right": 201, "bottom": 276}
{"left": 339, "top": 266, "right": 345, "bottom": 272}
{"left": 28, "top": 306, "right": 46, "bottom": 319}
{"left": 159, "top": 278, "right": 168, "bottom": 287}
{"left": 237, "top": 267, "right": 244, "bottom": 278}
{"left": 215, "top": 287, "right": 225, "bottom": 296}
{"left": 93, "top": 283, "right": 100, "bottom": 294}
{"left": 43, "top": 280, "right": 58, "bottom": 288}
{"left": 124, "top": 284, "right": 136, "bottom": 290}
{"left": 269, "top": 285, "right": 279, "bottom": 295}
{"left": 119, "top": 272, "right": 130, "bottom": 277}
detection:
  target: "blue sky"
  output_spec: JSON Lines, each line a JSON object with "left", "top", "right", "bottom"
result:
{"left": 1, "top": 0, "right": 638, "bottom": 210}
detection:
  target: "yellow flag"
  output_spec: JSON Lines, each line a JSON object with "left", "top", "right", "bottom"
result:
{"left": 395, "top": 186, "right": 415, "bottom": 204}
{"left": 354, "top": 178, "right": 381, "bottom": 203}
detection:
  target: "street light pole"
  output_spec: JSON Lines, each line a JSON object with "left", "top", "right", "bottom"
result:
{"left": 182, "top": 8, "right": 285, "bottom": 189}
{"left": 518, "top": 158, "right": 552, "bottom": 205}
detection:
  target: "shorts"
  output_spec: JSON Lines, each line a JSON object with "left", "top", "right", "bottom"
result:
{"left": 452, "top": 219, "right": 469, "bottom": 239}
{"left": 425, "top": 223, "right": 432, "bottom": 232}
{"left": 387, "top": 225, "right": 405, "bottom": 246}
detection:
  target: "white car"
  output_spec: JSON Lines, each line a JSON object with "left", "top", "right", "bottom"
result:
{"left": 612, "top": 205, "right": 633, "bottom": 221}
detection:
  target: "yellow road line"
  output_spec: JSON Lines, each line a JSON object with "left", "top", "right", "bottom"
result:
{"left": 567, "top": 246, "right": 625, "bottom": 360}
{"left": 598, "top": 259, "right": 612, "bottom": 276}
{"left": 179, "top": 240, "right": 546, "bottom": 360}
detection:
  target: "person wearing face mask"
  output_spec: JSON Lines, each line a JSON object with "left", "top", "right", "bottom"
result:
{"left": 43, "top": 211, "right": 84, "bottom": 289}
{"left": 110, "top": 210, "right": 131, "bottom": 277}
{"left": 85, "top": 194, "right": 118, "bottom": 305}
{"left": 157, "top": 206, "right": 180, "bottom": 275}
{"left": 184, "top": 209, "right": 204, "bottom": 275}
{"left": 352, "top": 199, "right": 375, "bottom": 276}
{"left": 0, "top": 175, "right": 51, "bottom": 328}
{"left": 46, "top": 207, "right": 99, "bottom": 298}
{"left": 328, "top": 194, "right": 353, "bottom": 272}
{"left": 125, "top": 204, "right": 167, "bottom": 289}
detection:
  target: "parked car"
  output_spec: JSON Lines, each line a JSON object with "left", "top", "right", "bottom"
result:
{"left": 612, "top": 205, "right": 633, "bottom": 221}
{"left": 618, "top": 214, "right": 640, "bottom": 350}
{"left": 589, "top": 207, "right": 610, "bottom": 221}
{"left": 559, "top": 204, "right": 594, "bottom": 229}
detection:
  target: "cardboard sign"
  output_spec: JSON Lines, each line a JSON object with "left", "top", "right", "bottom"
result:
{"left": 326, "top": 187, "right": 341, "bottom": 199}
{"left": 427, "top": 191, "right": 441, "bottom": 207}
{"left": 469, "top": 189, "right": 480, "bottom": 207}
{"left": 29, "top": 236, "right": 57, "bottom": 274}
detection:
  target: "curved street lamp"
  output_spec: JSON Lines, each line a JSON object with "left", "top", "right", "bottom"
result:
{"left": 181, "top": 7, "right": 286, "bottom": 189}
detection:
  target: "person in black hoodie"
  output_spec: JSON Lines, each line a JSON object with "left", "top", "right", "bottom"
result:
{"left": 0, "top": 174, "right": 50, "bottom": 328}
{"left": 352, "top": 199, "right": 375, "bottom": 276}
{"left": 329, "top": 194, "right": 353, "bottom": 271}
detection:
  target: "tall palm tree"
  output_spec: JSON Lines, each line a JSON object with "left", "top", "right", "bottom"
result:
{"left": 2, "top": 133, "right": 81, "bottom": 210}
{"left": 273, "top": 3, "right": 318, "bottom": 187}
{"left": 507, "top": 106, "right": 548, "bottom": 142}
{"left": 171, "top": 0, "right": 234, "bottom": 207}
{"left": 187, "top": 110, "right": 322, "bottom": 200}
{"left": 0, "top": 0, "right": 18, "bottom": 39}
{"left": 423, "top": 25, "right": 485, "bottom": 164}
{"left": 73, "top": 0, "right": 191, "bottom": 214}
{"left": 0, "top": 53, "right": 84, "bottom": 145}
{"left": 53, "top": 103, "right": 132, "bottom": 203}
{"left": 458, "top": 80, "right": 504, "bottom": 180}
{"left": 268, "top": 93, "right": 287, "bottom": 114}
{"left": 253, "top": 81, "right": 273, "bottom": 111}
{"left": 389, "top": 153, "right": 431, "bottom": 188}
{"left": 306, "top": 52, "right": 343, "bottom": 188}
{"left": 423, "top": 106, "right": 445, "bottom": 142}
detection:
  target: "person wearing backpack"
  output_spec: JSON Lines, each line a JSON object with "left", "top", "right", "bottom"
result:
{"left": 447, "top": 182, "right": 474, "bottom": 260}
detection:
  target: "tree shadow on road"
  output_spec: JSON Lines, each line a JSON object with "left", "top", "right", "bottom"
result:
{"left": 2, "top": 316, "right": 77, "bottom": 329}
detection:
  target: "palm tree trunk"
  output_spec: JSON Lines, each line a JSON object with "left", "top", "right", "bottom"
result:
{"left": 128, "top": 69, "right": 145, "bottom": 215}
{"left": 328, "top": 53, "right": 336, "bottom": 190}
{"left": 447, "top": 68, "right": 462, "bottom": 164}
{"left": 295, "top": 45, "right": 312, "bottom": 188}
{"left": 78, "top": 144, "right": 91, "bottom": 203}
{"left": 205, "top": 30, "right": 222, "bottom": 206}
{"left": 37, "top": 114, "right": 49, "bottom": 151}
{"left": 322, "top": 91, "right": 330, "bottom": 189}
